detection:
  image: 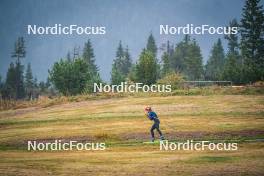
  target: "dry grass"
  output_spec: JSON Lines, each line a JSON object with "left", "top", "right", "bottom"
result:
{"left": 0, "top": 95, "right": 263, "bottom": 175}
{"left": 1, "top": 85, "right": 263, "bottom": 111}
{"left": 0, "top": 143, "right": 263, "bottom": 176}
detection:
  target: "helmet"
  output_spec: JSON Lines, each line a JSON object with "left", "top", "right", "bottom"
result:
{"left": 145, "top": 106, "right": 152, "bottom": 111}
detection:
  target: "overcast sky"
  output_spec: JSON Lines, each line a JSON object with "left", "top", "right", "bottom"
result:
{"left": 1, "top": 0, "right": 260, "bottom": 82}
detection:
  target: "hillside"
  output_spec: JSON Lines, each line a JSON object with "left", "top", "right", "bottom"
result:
{"left": 0, "top": 95, "right": 264, "bottom": 175}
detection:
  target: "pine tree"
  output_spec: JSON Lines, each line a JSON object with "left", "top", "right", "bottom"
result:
{"left": 146, "top": 33, "right": 161, "bottom": 79}
{"left": 166, "top": 40, "right": 174, "bottom": 66}
{"left": 111, "top": 41, "right": 125, "bottom": 84}
{"left": 170, "top": 35, "right": 204, "bottom": 80}
{"left": 135, "top": 49, "right": 157, "bottom": 85}
{"left": 25, "top": 63, "right": 34, "bottom": 100}
{"left": 111, "top": 63, "right": 125, "bottom": 85}
{"left": 116, "top": 41, "right": 124, "bottom": 59}
{"left": 240, "top": 0, "right": 264, "bottom": 82}
{"left": 222, "top": 53, "right": 242, "bottom": 84}
{"left": 222, "top": 19, "right": 242, "bottom": 84}
{"left": 11, "top": 37, "right": 26, "bottom": 99}
{"left": 205, "top": 39, "right": 225, "bottom": 81}
{"left": 33, "top": 77, "right": 39, "bottom": 99}
{"left": 146, "top": 33, "right": 157, "bottom": 58}
{"left": 225, "top": 19, "right": 240, "bottom": 53}
{"left": 123, "top": 46, "right": 132, "bottom": 75}
{"left": 185, "top": 40, "right": 204, "bottom": 80}
{"left": 83, "top": 39, "right": 98, "bottom": 75}
{"left": 160, "top": 41, "right": 175, "bottom": 77}
{"left": 161, "top": 52, "right": 171, "bottom": 76}
{"left": 14, "top": 61, "right": 25, "bottom": 99}
{"left": 171, "top": 35, "right": 190, "bottom": 73}
{"left": 2, "top": 63, "right": 16, "bottom": 99}
{"left": 128, "top": 64, "right": 137, "bottom": 82}
{"left": 172, "top": 43, "right": 185, "bottom": 73}
{"left": 111, "top": 41, "right": 132, "bottom": 84}
{"left": 82, "top": 39, "right": 101, "bottom": 90}
{"left": 12, "top": 37, "right": 26, "bottom": 62}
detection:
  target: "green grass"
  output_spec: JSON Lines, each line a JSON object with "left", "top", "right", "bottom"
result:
{"left": 186, "top": 156, "right": 234, "bottom": 163}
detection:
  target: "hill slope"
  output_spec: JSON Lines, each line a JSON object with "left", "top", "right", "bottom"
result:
{"left": 0, "top": 95, "right": 264, "bottom": 175}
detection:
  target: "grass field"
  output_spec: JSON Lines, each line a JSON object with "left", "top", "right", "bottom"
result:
{"left": 0, "top": 95, "right": 264, "bottom": 175}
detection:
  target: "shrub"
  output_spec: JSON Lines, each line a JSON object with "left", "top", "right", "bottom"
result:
{"left": 157, "top": 72, "right": 184, "bottom": 90}
{"left": 49, "top": 58, "right": 92, "bottom": 96}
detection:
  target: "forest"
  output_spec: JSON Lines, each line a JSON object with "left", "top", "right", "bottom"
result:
{"left": 0, "top": 0, "right": 263, "bottom": 99}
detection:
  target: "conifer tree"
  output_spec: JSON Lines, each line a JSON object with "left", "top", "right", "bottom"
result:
{"left": 82, "top": 39, "right": 101, "bottom": 90}
{"left": 111, "top": 41, "right": 132, "bottom": 84}
{"left": 3, "top": 63, "right": 16, "bottom": 99}
{"left": 240, "top": 0, "right": 264, "bottom": 82}
{"left": 11, "top": 37, "right": 26, "bottom": 99}
{"left": 83, "top": 39, "right": 98, "bottom": 75}
{"left": 123, "top": 46, "right": 132, "bottom": 75}
{"left": 135, "top": 49, "right": 157, "bottom": 85}
{"left": 111, "top": 41, "right": 125, "bottom": 84}
{"left": 49, "top": 58, "right": 91, "bottom": 95}
{"left": 111, "top": 63, "right": 125, "bottom": 85}
{"left": 172, "top": 43, "right": 185, "bottom": 73}
{"left": 222, "top": 19, "right": 242, "bottom": 84}
{"left": 170, "top": 35, "right": 204, "bottom": 80}
{"left": 185, "top": 40, "right": 204, "bottom": 80}
{"left": 12, "top": 37, "right": 26, "bottom": 62}
{"left": 146, "top": 33, "right": 158, "bottom": 58}
{"left": 205, "top": 39, "right": 225, "bottom": 81}
{"left": 14, "top": 61, "right": 25, "bottom": 99}
{"left": 25, "top": 63, "right": 34, "bottom": 100}
{"left": 171, "top": 35, "right": 190, "bottom": 73}
{"left": 161, "top": 52, "right": 171, "bottom": 76}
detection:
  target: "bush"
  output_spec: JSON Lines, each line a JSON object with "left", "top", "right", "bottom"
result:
{"left": 157, "top": 72, "right": 184, "bottom": 90}
{"left": 49, "top": 58, "right": 92, "bottom": 96}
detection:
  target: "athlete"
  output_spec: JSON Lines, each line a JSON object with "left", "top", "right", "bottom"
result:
{"left": 145, "top": 107, "right": 164, "bottom": 142}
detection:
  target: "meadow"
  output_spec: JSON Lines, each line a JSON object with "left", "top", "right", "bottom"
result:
{"left": 0, "top": 95, "right": 263, "bottom": 175}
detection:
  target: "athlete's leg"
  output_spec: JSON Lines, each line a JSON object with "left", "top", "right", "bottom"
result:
{"left": 150, "top": 124, "right": 155, "bottom": 141}
{"left": 156, "top": 124, "right": 163, "bottom": 137}
{"left": 155, "top": 121, "right": 164, "bottom": 140}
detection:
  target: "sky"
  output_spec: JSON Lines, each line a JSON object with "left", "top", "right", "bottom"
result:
{"left": 0, "top": 0, "right": 259, "bottom": 82}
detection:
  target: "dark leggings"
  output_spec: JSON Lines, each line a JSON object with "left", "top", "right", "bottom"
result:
{"left": 150, "top": 119, "right": 163, "bottom": 138}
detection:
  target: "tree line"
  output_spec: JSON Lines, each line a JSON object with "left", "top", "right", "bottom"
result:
{"left": 0, "top": 0, "right": 263, "bottom": 99}
{"left": 111, "top": 0, "right": 264, "bottom": 85}
{"left": 0, "top": 37, "right": 53, "bottom": 100}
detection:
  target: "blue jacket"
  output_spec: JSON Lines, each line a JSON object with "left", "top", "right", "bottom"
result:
{"left": 147, "top": 111, "right": 158, "bottom": 121}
